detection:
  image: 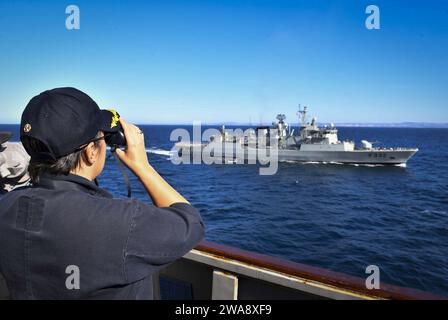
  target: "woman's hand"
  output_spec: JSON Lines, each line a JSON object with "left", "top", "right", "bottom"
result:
{"left": 115, "top": 118, "right": 150, "bottom": 175}
{"left": 115, "top": 118, "right": 188, "bottom": 206}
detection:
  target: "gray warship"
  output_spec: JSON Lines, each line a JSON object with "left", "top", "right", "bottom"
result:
{"left": 175, "top": 106, "right": 418, "bottom": 166}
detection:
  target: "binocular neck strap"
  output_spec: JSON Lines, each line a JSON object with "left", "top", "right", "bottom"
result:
{"left": 113, "top": 151, "right": 132, "bottom": 198}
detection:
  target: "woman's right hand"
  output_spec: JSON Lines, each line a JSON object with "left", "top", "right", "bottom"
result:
{"left": 116, "top": 119, "right": 189, "bottom": 206}
{"left": 115, "top": 118, "right": 150, "bottom": 175}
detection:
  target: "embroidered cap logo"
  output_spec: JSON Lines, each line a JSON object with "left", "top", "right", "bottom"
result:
{"left": 24, "top": 123, "right": 32, "bottom": 133}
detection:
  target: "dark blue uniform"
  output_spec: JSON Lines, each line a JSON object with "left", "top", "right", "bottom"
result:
{"left": 0, "top": 173, "right": 204, "bottom": 299}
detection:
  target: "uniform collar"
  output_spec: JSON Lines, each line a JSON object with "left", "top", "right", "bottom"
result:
{"left": 36, "top": 173, "right": 113, "bottom": 198}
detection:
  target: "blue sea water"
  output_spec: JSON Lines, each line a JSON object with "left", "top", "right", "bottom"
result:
{"left": 1, "top": 124, "right": 447, "bottom": 296}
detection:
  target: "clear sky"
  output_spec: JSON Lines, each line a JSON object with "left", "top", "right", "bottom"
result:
{"left": 0, "top": 0, "right": 447, "bottom": 124}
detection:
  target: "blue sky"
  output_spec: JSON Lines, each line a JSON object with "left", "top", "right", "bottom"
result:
{"left": 0, "top": 0, "right": 447, "bottom": 124}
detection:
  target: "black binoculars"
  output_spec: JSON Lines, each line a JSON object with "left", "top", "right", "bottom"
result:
{"left": 103, "top": 110, "right": 127, "bottom": 151}
{"left": 105, "top": 126, "right": 126, "bottom": 150}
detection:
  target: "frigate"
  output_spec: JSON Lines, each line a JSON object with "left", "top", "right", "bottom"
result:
{"left": 175, "top": 106, "right": 418, "bottom": 166}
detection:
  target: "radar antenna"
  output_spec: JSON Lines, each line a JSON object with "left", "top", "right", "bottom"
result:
{"left": 276, "top": 114, "right": 286, "bottom": 123}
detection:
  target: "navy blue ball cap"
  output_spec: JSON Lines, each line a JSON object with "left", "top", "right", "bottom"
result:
{"left": 20, "top": 87, "right": 120, "bottom": 160}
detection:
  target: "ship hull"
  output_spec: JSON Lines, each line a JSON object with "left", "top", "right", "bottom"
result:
{"left": 175, "top": 143, "right": 418, "bottom": 165}
{"left": 273, "top": 149, "right": 418, "bottom": 165}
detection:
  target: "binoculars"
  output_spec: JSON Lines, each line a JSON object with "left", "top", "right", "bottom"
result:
{"left": 105, "top": 126, "right": 126, "bottom": 150}
{"left": 104, "top": 110, "right": 126, "bottom": 150}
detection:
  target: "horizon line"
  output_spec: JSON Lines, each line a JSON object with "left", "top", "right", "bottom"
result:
{"left": 1, "top": 121, "right": 448, "bottom": 128}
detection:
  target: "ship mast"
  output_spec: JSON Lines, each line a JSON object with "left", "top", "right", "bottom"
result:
{"left": 297, "top": 104, "right": 308, "bottom": 127}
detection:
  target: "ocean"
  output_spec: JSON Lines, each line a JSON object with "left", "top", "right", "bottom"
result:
{"left": 1, "top": 124, "right": 447, "bottom": 296}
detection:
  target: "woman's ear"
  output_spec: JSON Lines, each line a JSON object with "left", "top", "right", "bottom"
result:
{"left": 84, "top": 142, "right": 98, "bottom": 165}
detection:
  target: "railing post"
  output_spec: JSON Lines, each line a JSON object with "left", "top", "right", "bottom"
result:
{"left": 212, "top": 270, "right": 238, "bottom": 300}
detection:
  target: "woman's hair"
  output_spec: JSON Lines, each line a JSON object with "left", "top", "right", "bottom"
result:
{"left": 21, "top": 132, "right": 102, "bottom": 184}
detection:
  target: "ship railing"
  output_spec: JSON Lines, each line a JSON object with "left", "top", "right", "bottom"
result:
{"left": 154, "top": 241, "right": 444, "bottom": 300}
